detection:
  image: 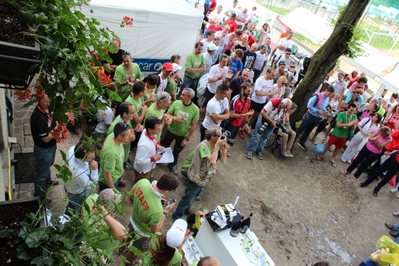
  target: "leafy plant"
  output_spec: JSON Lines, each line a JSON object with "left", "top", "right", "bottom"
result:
{"left": 5, "top": 0, "right": 118, "bottom": 122}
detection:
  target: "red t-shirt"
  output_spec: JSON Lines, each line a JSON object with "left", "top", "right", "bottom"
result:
{"left": 210, "top": 0, "right": 217, "bottom": 10}
{"left": 208, "top": 24, "right": 223, "bottom": 32}
{"left": 240, "top": 34, "right": 256, "bottom": 47}
{"left": 229, "top": 95, "right": 251, "bottom": 126}
{"left": 225, "top": 20, "right": 237, "bottom": 33}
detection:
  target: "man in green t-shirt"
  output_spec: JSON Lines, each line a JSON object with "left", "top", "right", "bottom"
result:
{"left": 99, "top": 122, "right": 131, "bottom": 192}
{"left": 81, "top": 189, "right": 127, "bottom": 263}
{"left": 161, "top": 88, "right": 199, "bottom": 175}
{"left": 107, "top": 102, "right": 143, "bottom": 173}
{"left": 144, "top": 91, "right": 172, "bottom": 141}
{"left": 178, "top": 42, "right": 206, "bottom": 105}
{"left": 113, "top": 52, "right": 142, "bottom": 101}
{"left": 123, "top": 174, "right": 179, "bottom": 265}
{"left": 317, "top": 103, "right": 358, "bottom": 167}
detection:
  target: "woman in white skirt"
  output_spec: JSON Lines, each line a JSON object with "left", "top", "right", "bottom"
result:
{"left": 341, "top": 113, "right": 382, "bottom": 163}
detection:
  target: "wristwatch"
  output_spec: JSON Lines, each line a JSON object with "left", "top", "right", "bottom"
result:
{"left": 163, "top": 212, "right": 168, "bottom": 217}
{"left": 185, "top": 137, "right": 190, "bottom": 141}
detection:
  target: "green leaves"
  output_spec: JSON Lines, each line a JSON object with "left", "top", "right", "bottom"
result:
{"left": 25, "top": 228, "right": 49, "bottom": 248}
{"left": 0, "top": 229, "right": 14, "bottom": 238}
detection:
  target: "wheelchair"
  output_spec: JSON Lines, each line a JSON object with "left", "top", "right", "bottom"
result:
{"left": 264, "top": 125, "right": 293, "bottom": 156}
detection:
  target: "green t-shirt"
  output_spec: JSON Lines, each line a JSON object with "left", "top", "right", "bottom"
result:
{"left": 113, "top": 63, "right": 142, "bottom": 101}
{"left": 184, "top": 53, "right": 205, "bottom": 79}
{"left": 125, "top": 96, "right": 144, "bottom": 127}
{"left": 168, "top": 100, "right": 199, "bottom": 137}
{"left": 131, "top": 179, "right": 163, "bottom": 234}
{"left": 144, "top": 103, "right": 165, "bottom": 141}
{"left": 142, "top": 89, "right": 157, "bottom": 107}
{"left": 165, "top": 77, "right": 177, "bottom": 95}
{"left": 143, "top": 233, "right": 182, "bottom": 266}
{"left": 107, "top": 115, "right": 132, "bottom": 162}
{"left": 181, "top": 140, "right": 211, "bottom": 172}
{"left": 332, "top": 111, "right": 357, "bottom": 138}
{"left": 99, "top": 134, "right": 124, "bottom": 183}
{"left": 82, "top": 194, "right": 119, "bottom": 260}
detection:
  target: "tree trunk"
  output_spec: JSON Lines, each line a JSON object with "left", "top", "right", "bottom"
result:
{"left": 290, "top": 0, "right": 370, "bottom": 128}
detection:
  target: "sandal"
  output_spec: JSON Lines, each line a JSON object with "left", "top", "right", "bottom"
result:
{"left": 350, "top": 176, "right": 356, "bottom": 183}
{"left": 341, "top": 170, "right": 348, "bottom": 176}
{"left": 317, "top": 155, "right": 324, "bottom": 161}
{"left": 330, "top": 160, "right": 337, "bottom": 167}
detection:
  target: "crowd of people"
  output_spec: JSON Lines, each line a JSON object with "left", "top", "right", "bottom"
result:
{"left": 28, "top": 0, "right": 399, "bottom": 265}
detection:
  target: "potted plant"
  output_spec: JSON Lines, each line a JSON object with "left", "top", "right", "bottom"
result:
{"left": 0, "top": 0, "right": 41, "bottom": 90}
{"left": 0, "top": 197, "right": 46, "bottom": 266}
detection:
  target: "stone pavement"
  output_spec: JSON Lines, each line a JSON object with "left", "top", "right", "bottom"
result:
{"left": 13, "top": 121, "right": 399, "bottom": 266}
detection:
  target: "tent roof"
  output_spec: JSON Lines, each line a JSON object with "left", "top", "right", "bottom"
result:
{"left": 88, "top": 0, "right": 202, "bottom": 18}
{"left": 341, "top": 41, "right": 398, "bottom": 79}
{"left": 379, "top": 64, "right": 399, "bottom": 93}
{"left": 281, "top": 7, "right": 334, "bottom": 44}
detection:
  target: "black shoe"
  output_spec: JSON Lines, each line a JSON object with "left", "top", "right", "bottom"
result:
{"left": 297, "top": 142, "right": 307, "bottom": 151}
{"left": 390, "top": 230, "right": 399, "bottom": 238}
{"left": 46, "top": 180, "right": 59, "bottom": 186}
{"left": 123, "top": 162, "right": 133, "bottom": 171}
{"left": 385, "top": 223, "right": 396, "bottom": 231}
{"left": 118, "top": 181, "right": 126, "bottom": 188}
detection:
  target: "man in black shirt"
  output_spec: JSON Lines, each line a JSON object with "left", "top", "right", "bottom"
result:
{"left": 102, "top": 39, "right": 125, "bottom": 80}
{"left": 228, "top": 68, "right": 250, "bottom": 101}
{"left": 30, "top": 92, "right": 59, "bottom": 197}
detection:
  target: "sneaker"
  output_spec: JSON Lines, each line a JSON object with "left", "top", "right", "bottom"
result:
{"left": 247, "top": 151, "right": 253, "bottom": 159}
{"left": 311, "top": 138, "right": 317, "bottom": 145}
{"left": 168, "top": 164, "right": 178, "bottom": 175}
{"left": 255, "top": 150, "right": 263, "bottom": 160}
{"left": 286, "top": 150, "right": 294, "bottom": 157}
{"left": 297, "top": 142, "right": 307, "bottom": 151}
{"left": 194, "top": 196, "right": 201, "bottom": 201}
{"left": 393, "top": 212, "right": 399, "bottom": 217}
{"left": 282, "top": 151, "right": 290, "bottom": 157}
{"left": 391, "top": 188, "right": 398, "bottom": 193}
{"left": 123, "top": 162, "right": 133, "bottom": 171}
{"left": 46, "top": 180, "right": 59, "bottom": 186}
{"left": 238, "top": 129, "right": 245, "bottom": 139}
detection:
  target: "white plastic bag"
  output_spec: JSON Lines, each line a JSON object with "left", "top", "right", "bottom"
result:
{"left": 197, "top": 74, "right": 208, "bottom": 97}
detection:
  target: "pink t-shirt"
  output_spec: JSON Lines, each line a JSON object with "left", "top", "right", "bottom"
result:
{"left": 366, "top": 132, "right": 392, "bottom": 154}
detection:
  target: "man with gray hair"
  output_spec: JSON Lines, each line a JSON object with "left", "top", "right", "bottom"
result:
{"left": 173, "top": 126, "right": 228, "bottom": 220}
{"left": 144, "top": 91, "right": 173, "bottom": 141}
{"left": 247, "top": 98, "right": 292, "bottom": 159}
{"left": 161, "top": 88, "right": 199, "bottom": 175}
{"left": 82, "top": 188, "right": 127, "bottom": 263}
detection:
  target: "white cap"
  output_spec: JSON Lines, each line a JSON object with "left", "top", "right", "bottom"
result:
{"left": 353, "top": 68, "right": 360, "bottom": 73}
{"left": 207, "top": 43, "right": 218, "bottom": 51}
{"left": 172, "top": 63, "right": 181, "bottom": 73}
{"left": 166, "top": 219, "right": 187, "bottom": 248}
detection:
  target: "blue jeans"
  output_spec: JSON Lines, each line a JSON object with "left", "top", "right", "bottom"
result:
{"left": 247, "top": 115, "right": 275, "bottom": 153}
{"left": 65, "top": 189, "right": 88, "bottom": 217}
{"left": 33, "top": 145, "right": 56, "bottom": 196}
{"left": 173, "top": 177, "right": 203, "bottom": 220}
{"left": 98, "top": 177, "right": 121, "bottom": 193}
{"left": 296, "top": 113, "right": 321, "bottom": 145}
{"left": 177, "top": 76, "right": 199, "bottom": 104}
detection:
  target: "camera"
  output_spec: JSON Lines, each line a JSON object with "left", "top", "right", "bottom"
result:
{"left": 166, "top": 199, "right": 176, "bottom": 206}
{"left": 221, "top": 130, "right": 235, "bottom": 146}
{"left": 278, "top": 123, "right": 288, "bottom": 133}
{"left": 258, "top": 121, "right": 269, "bottom": 135}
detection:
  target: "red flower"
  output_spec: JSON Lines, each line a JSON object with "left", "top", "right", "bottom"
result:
{"left": 14, "top": 89, "right": 31, "bottom": 101}
{"left": 122, "top": 16, "right": 134, "bottom": 26}
{"left": 51, "top": 121, "right": 68, "bottom": 143}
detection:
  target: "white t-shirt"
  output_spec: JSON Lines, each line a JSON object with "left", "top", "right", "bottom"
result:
{"left": 251, "top": 76, "right": 273, "bottom": 104}
{"left": 201, "top": 39, "right": 211, "bottom": 52}
{"left": 203, "top": 97, "right": 229, "bottom": 129}
{"left": 203, "top": 52, "right": 214, "bottom": 73}
{"left": 270, "top": 83, "right": 285, "bottom": 99}
{"left": 253, "top": 51, "right": 267, "bottom": 70}
{"left": 157, "top": 74, "right": 168, "bottom": 93}
{"left": 94, "top": 105, "right": 114, "bottom": 134}
{"left": 209, "top": 11, "right": 224, "bottom": 24}
{"left": 333, "top": 80, "right": 347, "bottom": 95}
{"left": 207, "top": 64, "right": 229, "bottom": 93}
{"left": 263, "top": 101, "right": 284, "bottom": 122}
{"left": 275, "top": 38, "right": 293, "bottom": 56}
{"left": 215, "top": 31, "right": 228, "bottom": 50}
{"left": 236, "top": 11, "right": 248, "bottom": 26}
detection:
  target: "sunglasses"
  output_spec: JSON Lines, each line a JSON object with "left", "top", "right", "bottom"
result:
{"left": 123, "top": 51, "right": 131, "bottom": 55}
{"left": 286, "top": 53, "right": 291, "bottom": 55}
{"left": 290, "top": 66, "right": 295, "bottom": 68}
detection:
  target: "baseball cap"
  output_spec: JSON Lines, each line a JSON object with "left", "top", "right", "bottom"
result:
{"left": 207, "top": 43, "right": 218, "bottom": 51}
{"left": 278, "top": 61, "right": 286, "bottom": 66}
{"left": 172, "top": 63, "right": 181, "bottom": 73}
{"left": 353, "top": 68, "right": 360, "bottom": 73}
{"left": 163, "top": 62, "right": 173, "bottom": 72}
{"left": 166, "top": 219, "right": 187, "bottom": 248}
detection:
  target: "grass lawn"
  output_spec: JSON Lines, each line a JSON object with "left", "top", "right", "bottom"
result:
{"left": 261, "top": 5, "right": 290, "bottom": 16}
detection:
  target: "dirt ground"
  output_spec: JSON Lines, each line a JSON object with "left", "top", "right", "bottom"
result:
{"left": 101, "top": 127, "right": 398, "bottom": 266}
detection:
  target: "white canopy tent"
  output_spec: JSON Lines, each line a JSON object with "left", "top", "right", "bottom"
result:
{"left": 81, "top": 0, "right": 203, "bottom": 74}
{"left": 377, "top": 63, "right": 399, "bottom": 97}
{"left": 279, "top": 7, "right": 334, "bottom": 44}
